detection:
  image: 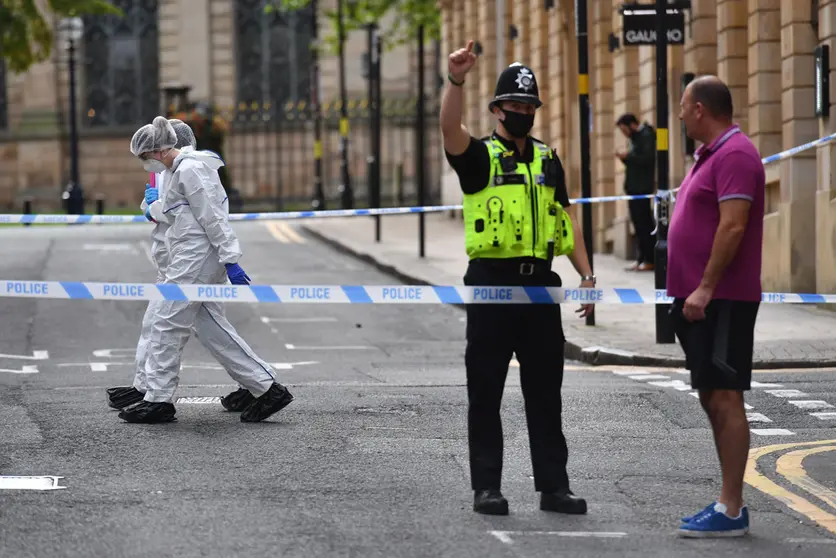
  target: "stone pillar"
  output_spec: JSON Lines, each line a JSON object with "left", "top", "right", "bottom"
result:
{"left": 748, "top": 0, "right": 782, "bottom": 158}
{"left": 512, "top": 1, "right": 531, "bottom": 64}
{"left": 559, "top": 1, "right": 580, "bottom": 198}
{"left": 668, "top": 44, "right": 686, "bottom": 187}
{"left": 451, "top": 0, "right": 468, "bottom": 128}
{"left": 548, "top": 5, "right": 566, "bottom": 163}
{"left": 464, "top": 0, "right": 481, "bottom": 135}
{"left": 816, "top": 0, "right": 836, "bottom": 292}
{"left": 638, "top": 46, "right": 655, "bottom": 126}
{"left": 778, "top": 0, "right": 818, "bottom": 292}
{"left": 209, "top": 0, "right": 235, "bottom": 109}
{"left": 717, "top": 0, "right": 748, "bottom": 132}
{"left": 611, "top": 4, "right": 640, "bottom": 259}
{"left": 477, "top": 1, "right": 498, "bottom": 136}
{"left": 591, "top": 0, "right": 614, "bottom": 253}
{"left": 685, "top": 0, "right": 719, "bottom": 78}
{"left": 530, "top": 0, "right": 550, "bottom": 143}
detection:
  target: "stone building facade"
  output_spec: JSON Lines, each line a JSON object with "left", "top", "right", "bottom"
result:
{"left": 0, "top": 0, "right": 440, "bottom": 213}
{"left": 438, "top": 0, "right": 836, "bottom": 295}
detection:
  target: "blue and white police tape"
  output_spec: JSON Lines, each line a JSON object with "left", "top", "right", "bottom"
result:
{"left": 0, "top": 280, "right": 829, "bottom": 305}
{"left": 3, "top": 131, "right": 835, "bottom": 227}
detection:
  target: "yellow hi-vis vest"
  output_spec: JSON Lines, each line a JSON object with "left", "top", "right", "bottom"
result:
{"left": 463, "top": 138, "right": 574, "bottom": 261}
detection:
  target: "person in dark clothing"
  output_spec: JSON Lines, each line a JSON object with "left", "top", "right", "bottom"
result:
{"left": 441, "top": 40, "right": 594, "bottom": 517}
{"left": 616, "top": 113, "right": 656, "bottom": 271}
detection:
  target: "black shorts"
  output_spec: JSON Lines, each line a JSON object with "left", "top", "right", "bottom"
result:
{"left": 669, "top": 298, "right": 760, "bottom": 391}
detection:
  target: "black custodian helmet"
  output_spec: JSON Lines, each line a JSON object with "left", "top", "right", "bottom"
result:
{"left": 488, "top": 62, "right": 543, "bottom": 111}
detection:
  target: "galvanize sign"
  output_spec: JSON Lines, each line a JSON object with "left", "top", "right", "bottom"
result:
{"left": 622, "top": 8, "right": 685, "bottom": 46}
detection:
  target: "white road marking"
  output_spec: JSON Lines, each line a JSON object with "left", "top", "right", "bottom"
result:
{"left": 261, "top": 316, "right": 338, "bottom": 323}
{"left": 177, "top": 396, "right": 221, "bottom": 404}
{"left": 0, "top": 365, "right": 38, "bottom": 374}
{"left": 647, "top": 380, "right": 691, "bottom": 391}
{"left": 93, "top": 348, "right": 137, "bottom": 358}
{"left": 750, "top": 381, "right": 784, "bottom": 388}
{"left": 0, "top": 476, "right": 66, "bottom": 490}
{"left": 58, "top": 361, "right": 318, "bottom": 372}
{"left": 90, "top": 363, "right": 108, "bottom": 372}
{"left": 810, "top": 412, "right": 836, "bottom": 420}
{"left": 612, "top": 370, "right": 648, "bottom": 376}
{"left": 285, "top": 344, "right": 372, "bottom": 350}
{"left": 750, "top": 428, "right": 795, "bottom": 436}
{"left": 0, "top": 350, "right": 49, "bottom": 360}
{"left": 746, "top": 412, "right": 773, "bottom": 423}
{"left": 788, "top": 400, "right": 834, "bottom": 410}
{"left": 765, "top": 389, "right": 808, "bottom": 398}
{"left": 745, "top": 403, "right": 754, "bottom": 410}
{"left": 628, "top": 374, "right": 669, "bottom": 380}
{"left": 83, "top": 243, "right": 136, "bottom": 253}
{"left": 488, "top": 530, "right": 628, "bottom": 544}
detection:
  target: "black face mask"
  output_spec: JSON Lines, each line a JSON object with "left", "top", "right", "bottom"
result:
{"left": 501, "top": 110, "right": 535, "bottom": 139}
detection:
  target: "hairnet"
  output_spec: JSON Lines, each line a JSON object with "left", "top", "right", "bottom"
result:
{"left": 168, "top": 119, "right": 197, "bottom": 150}
{"left": 130, "top": 116, "right": 177, "bottom": 156}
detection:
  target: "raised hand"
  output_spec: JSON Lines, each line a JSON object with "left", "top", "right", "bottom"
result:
{"left": 448, "top": 40, "right": 477, "bottom": 83}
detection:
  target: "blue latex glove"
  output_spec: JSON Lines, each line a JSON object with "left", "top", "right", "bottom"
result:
{"left": 144, "top": 184, "right": 159, "bottom": 205}
{"left": 225, "top": 263, "right": 251, "bottom": 285}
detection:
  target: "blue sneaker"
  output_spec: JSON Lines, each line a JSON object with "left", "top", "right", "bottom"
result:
{"left": 678, "top": 503, "right": 749, "bottom": 538}
{"left": 681, "top": 502, "right": 716, "bottom": 523}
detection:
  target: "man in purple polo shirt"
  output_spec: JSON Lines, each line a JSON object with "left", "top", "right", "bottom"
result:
{"left": 668, "top": 76, "right": 765, "bottom": 538}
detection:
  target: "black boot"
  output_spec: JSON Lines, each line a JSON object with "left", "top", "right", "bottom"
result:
{"left": 240, "top": 383, "right": 294, "bottom": 423}
{"left": 473, "top": 489, "right": 509, "bottom": 515}
{"left": 220, "top": 387, "right": 256, "bottom": 412}
{"left": 118, "top": 401, "right": 177, "bottom": 424}
{"left": 106, "top": 386, "right": 145, "bottom": 410}
{"left": 540, "top": 490, "right": 587, "bottom": 514}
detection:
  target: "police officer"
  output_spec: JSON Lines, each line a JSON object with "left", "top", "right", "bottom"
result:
{"left": 441, "top": 40, "right": 595, "bottom": 516}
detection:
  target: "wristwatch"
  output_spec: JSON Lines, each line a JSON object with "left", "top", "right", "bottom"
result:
{"left": 581, "top": 275, "right": 596, "bottom": 285}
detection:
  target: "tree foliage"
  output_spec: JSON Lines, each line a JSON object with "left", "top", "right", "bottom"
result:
{"left": 268, "top": 0, "right": 440, "bottom": 55}
{"left": 1, "top": 0, "right": 121, "bottom": 73}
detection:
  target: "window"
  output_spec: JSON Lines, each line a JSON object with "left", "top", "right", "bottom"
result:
{"left": 82, "top": 0, "right": 160, "bottom": 127}
{"left": 0, "top": 61, "right": 7, "bottom": 130}
{"left": 234, "top": 0, "right": 314, "bottom": 113}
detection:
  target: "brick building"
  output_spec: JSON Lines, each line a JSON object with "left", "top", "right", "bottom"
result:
{"left": 438, "top": 0, "right": 836, "bottom": 295}
{"left": 0, "top": 0, "right": 440, "bottom": 213}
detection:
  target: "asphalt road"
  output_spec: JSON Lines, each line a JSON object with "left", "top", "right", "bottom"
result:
{"left": 1, "top": 221, "right": 835, "bottom": 557}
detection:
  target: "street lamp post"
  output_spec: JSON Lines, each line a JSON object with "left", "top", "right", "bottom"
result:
{"left": 59, "top": 17, "right": 85, "bottom": 215}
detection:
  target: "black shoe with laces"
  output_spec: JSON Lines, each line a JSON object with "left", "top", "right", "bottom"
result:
{"left": 220, "top": 387, "right": 256, "bottom": 412}
{"left": 473, "top": 489, "right": 509, "bottom": 515}
{"left": 118, "top": 401, "right": 177, "bottom": 424}
{"left": 240, "top": 383, "right": 294, "bottom": 423}
{"left": 540, "top": 490, "right": 587, "bottom": 514}
{"left": 106, "top": 386, "right": 145, "bottom": 410}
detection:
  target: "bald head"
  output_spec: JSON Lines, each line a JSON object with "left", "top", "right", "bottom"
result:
{"left": 687, "top": 76, "right": 733, "bottom": 121}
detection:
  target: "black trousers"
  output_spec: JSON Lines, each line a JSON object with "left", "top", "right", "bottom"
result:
{"left": 628, "top": 198, "right": 655, "bottom": 264}
{"left": 463, "top": 260, "right": 570, "bottom": 493}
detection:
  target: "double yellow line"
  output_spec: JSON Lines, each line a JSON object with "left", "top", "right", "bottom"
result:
{"left": 264, "top": 222, "right": 306, "bottom": 244}
{"left": 746, "top": 439, "right": 836, "bottom": 535}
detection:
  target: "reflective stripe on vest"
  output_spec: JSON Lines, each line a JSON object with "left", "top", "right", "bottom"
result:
{"left": 462, "top": 138, "right": 574, "bottom": 260}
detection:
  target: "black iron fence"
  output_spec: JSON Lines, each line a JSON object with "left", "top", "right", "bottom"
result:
{"left": 202, "top": 96, "right": 442, "bottom": 212}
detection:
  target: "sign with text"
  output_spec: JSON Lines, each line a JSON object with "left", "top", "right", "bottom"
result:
{"left": 622, "top": 7, "right": 685, "bottom": 46}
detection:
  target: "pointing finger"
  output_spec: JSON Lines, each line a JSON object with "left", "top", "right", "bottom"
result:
{"left": 465, "top": 40, "right": 474, "bottom": 52}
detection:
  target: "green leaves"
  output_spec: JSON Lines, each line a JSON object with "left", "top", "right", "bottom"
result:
{"left": 267, "top": 0, "right": 439, "bottom": 55}
{"left": 1, "top": 0, "right": 121, "bottom": 73}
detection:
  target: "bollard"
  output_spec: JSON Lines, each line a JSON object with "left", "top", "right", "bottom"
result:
{"left": 23, "top": 198, "right": 32, "bottom": 227}
{"left": 95, "top": 194, "right": 105, "bottom": 215}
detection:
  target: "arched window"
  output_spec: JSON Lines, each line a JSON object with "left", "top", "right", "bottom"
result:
{"left": 234, "top": 0, "right": 314, "bottom": 114}
{"left": 82, "top": 0, "right": 160, "bottom": 127}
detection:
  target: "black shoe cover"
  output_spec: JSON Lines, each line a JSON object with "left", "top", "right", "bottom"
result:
{"left": 240, "top": 383, "right": 294, "bottom": 423}
{"left": 220, "top": 387, "right": 256, "bottom": 412}
{"left": 118, "top": 401, "right": 177, "bottom": 424}
{"left": 106, "top": 386, "right": 145, "bottom": 410}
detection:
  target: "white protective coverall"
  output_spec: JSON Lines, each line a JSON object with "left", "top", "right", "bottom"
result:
{"left": 141, "top": 149, "right": 277, "bottom": 403}
{"left": 131, "top": 164, "right": 242, "bottom": 394}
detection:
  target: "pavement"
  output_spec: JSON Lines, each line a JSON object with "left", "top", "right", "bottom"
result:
{"left": 0, "top": 221, "right": 835, "bottom": 557}
{"left": 302, "top": 213, "right": 836, "bottom": 369}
